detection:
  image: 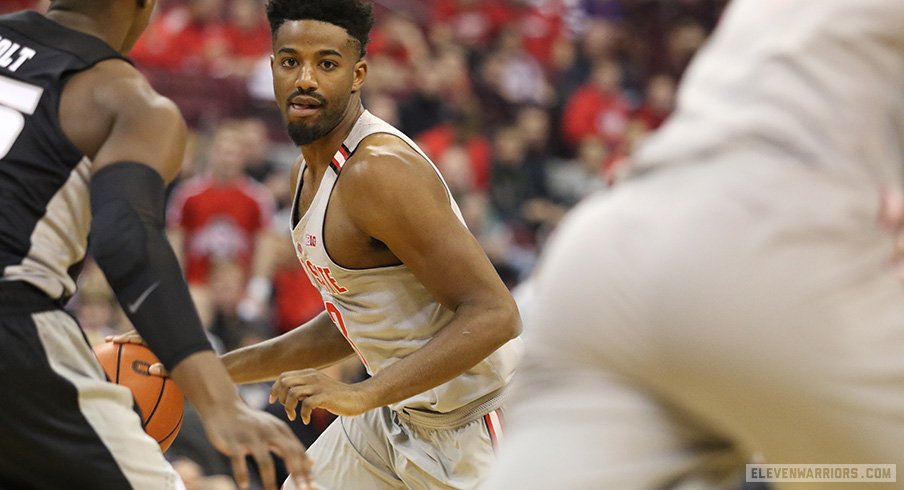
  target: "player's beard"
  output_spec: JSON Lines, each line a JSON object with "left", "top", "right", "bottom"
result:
{"left": 286, "top": 98, "right": 346, "bottom": 146}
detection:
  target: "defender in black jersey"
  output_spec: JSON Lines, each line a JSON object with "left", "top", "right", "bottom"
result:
{"left": 0, "top": 2, "right": 310, "bottom": 489}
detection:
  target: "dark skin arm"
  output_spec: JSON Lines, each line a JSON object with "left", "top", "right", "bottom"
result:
{"left": 61, "top": 60, "right": 311, "bottom": 490}
{"left": 270, "top": 134, "right": 522, "bottom": 423}
{"left": 222, "top": 310, "right": 355, "bottom": 384}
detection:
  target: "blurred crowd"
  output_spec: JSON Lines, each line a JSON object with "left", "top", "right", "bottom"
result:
{"left": 3, "top": 0, "right": 729, "bottom": 488}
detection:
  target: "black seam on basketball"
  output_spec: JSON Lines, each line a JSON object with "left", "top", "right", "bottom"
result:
{"left": 158, "top": 409, "right": 184, "bottom": 443}
{"left": 114, "top": 343, "right": 123, "bottom": 384}
{"left": 143, "top": 376, "right": 166, "bottom": 428}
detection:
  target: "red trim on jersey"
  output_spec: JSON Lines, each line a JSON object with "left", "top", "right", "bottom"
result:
{"left": 324, "top": 301, "right": 369, "bottom": 370}
{"left": 484, "top": 409, "right": 503, "bottom": 451}
{"left": 329, "top": 144, "right": 352, "bottom": 174}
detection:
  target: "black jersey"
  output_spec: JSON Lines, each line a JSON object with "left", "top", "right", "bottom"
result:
{"left": 0, "top": 11, "right": 128, "bottom": 300}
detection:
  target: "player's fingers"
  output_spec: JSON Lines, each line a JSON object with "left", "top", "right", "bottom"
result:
{"left": 147, "top": 362, "right": 169, "bottom": 377}
{"left": 283, "top": 384, "right": 317, "bottom": 421}
{"left": 284, "top": 403, "right": 296, "bottom": 421}
{"left": 300, "top": 395, "right": 324, "bottom": 425}
{"left": 230, "top": 450, "right": 251, "bottom": 490}
{"left": 251, "top": 446, "right": 278, "bottom": 490}
{"left": 265, "top": 417, "right": 310, "bottom": 474}
{"left": 270, "top": 370, "right": 316, "bottom": 404}
{"left": 269, "top": 371, "right": 302, "bottom": 404}
{"left": 105, "top": 330, "right": 144, "bottom": 344}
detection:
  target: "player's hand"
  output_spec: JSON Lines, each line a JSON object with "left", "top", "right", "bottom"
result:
{"left": 106, "top": 330, "right": 145, "bottom": 345}
{"left": 202, "top": 401, "right": 314, "bottom": 490}
{"left": 270, "top": 368, "right": 375, "bottom": 424}
{"left": 105, "top": 331, "right": 169, "bottom": 377}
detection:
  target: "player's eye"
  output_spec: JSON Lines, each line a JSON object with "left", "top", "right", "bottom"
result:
{"left": 281, "top": 58, "right": 298, "bottom": 68}
{"left": 321, "top": 60, "right": 338, "bottom": 71}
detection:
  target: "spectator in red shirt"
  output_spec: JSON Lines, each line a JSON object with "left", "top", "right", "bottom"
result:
{"left": 130, "top": 0, "right": 228, "bottom": 75}
{"left": 220, "top": 0, "right": 271, "bottom": 77}
{"left": 417, "top": 107, "right": 492, "bottom": 191}
{"left": 510, "top": 0, "right": 566, "bottom": 69}
{"left": 631, "top": 73, "right": 676, "bottom": 132}
{"left": 561, "top": 58, "right": 631, "bottom": 149}
{"left": 167, "top": 122, "right": 276, "bottom": 285}
{"left": 429, "top": 0, "right": 513, "bottom": 51}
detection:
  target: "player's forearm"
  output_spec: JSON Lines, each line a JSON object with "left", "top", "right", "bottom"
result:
{"left": 356, "top": 301, "right": 520, "bottom": 408}
{"left": 170, "top": 350, "right": 246, "bottom": 415}
{"left": 222, "top": 311, "right": 354, "bottom": 384}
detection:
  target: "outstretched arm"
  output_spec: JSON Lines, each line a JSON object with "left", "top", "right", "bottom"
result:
{"left": 222, "top": 310, "right": 355, "bottom": 384}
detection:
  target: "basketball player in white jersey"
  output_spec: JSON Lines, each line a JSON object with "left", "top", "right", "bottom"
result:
{"left": 218, "top": 1, "right": 523, "bottom": 489}
{"left": 486, "top": 1, "right": 904, "bottom": 489}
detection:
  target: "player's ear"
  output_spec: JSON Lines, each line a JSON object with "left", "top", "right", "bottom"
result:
{"left": 352, "top": 59, "right": 368, "bottom": 93}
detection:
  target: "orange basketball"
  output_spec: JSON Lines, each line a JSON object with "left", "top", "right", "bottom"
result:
{"left": 93, "top": 342, "right": 184, "bottom": 452}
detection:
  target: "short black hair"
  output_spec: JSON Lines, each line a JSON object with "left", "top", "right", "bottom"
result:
{"left": 266, "top": 0, "right": 375, "bottom": 59}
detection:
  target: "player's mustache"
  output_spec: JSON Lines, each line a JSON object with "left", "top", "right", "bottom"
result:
{"left": 287, "top": 89, "right": 326, "bottom": 106}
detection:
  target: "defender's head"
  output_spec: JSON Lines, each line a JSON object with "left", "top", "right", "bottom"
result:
{"left": 48, "top": 0, "right": 157, "bottom": 53}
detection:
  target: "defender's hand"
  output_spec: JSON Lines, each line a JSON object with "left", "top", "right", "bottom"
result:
{"left": 105, "top": 331, "right": 168, "bottom": 377}
{"left": 270, "top": 369, "right": 375, "bottom": 424}
{"left": 106, "top": 330, "right": 145, "bottom": 345}
{"left": 202, "top": 401, "right": 314, "bottom": 490}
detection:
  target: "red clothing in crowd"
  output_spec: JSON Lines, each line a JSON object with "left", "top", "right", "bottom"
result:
{"left": 221, "top": 20, "right": 270, "bottom": 59}
{"left": 417, "top": 123, "right": 492, "bottom": 191}
{"left": 0, "top": 1, "right": 35, "bottom": 14}
{"left": 562, "top": 84, "right": 632, "bottom": 147}
{"left": 130, "top": 6, "right": 227, "bottom": 73}
{"left": 632, "top": 104, "right": 671, "bottom": 132}
{"left": 513, "top": 2, "right": 565, "bottom": 68}
{"left": 430, "top": 0, "right": 513, "bottom": 47}
{"left": 271, "top": 267, "right": 324, "bottom": 334}
{"left": 167, "top": 176, "right": 275, "bottom": 284}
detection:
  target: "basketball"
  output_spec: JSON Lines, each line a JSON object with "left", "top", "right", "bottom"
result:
{"left": 93, "top": 342, "right": 185, "bottom": 452}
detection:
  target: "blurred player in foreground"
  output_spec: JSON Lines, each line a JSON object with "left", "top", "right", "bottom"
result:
{"left": 0, "top": 1, "right": 310, "bottom": 488}
{"left": 487, "top": 0, "right": 904, "bottom": 489}
{"left": 219, "top": 0, "right": 522, "bottom": 488}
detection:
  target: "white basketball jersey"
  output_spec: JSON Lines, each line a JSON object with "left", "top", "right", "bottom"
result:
{"left": 633, "top": 0, "right": 904, "bottom": 189}
{"left": 290, "top": 111, "right": 520, "bottom": 413}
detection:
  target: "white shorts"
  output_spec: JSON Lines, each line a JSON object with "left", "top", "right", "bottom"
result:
{"left": 284, "top": 405, "right": 502, "bottom": 490}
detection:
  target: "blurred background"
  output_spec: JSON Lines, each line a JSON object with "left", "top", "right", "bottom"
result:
{"left": 3, "top": 1, "right": 740, "bottom": 489}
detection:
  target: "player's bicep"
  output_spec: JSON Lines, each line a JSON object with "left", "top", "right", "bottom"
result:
{"left": 91, "top": 78, "right": 186, "bottom": 183}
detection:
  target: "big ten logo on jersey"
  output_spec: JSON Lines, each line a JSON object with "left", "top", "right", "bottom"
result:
{"left": 0, "top": 36, "right": 36, "bottom": 73}
{"left": 303, "top": 260, "right": 348, "bottom": 295}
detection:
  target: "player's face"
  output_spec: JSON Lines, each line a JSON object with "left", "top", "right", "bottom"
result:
{"left": 271, "top": 20, "right": 367, "bottom": 146}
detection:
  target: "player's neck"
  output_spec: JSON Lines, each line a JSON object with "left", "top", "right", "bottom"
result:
{"left": 45, "top": 9, "right": 131, "bottom": 53}
{"left": 299, "top": 102, "right": 365, "bottom": 173}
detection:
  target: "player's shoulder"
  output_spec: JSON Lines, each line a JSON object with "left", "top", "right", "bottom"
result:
{"left": 342, "top": 133, "right": 434, "bottom": 184}
{"left": 338, "top": 132, "right": 447, "bottom": 209}
{"left": 68, "top": 59, "right": 180, "bottom": 120}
